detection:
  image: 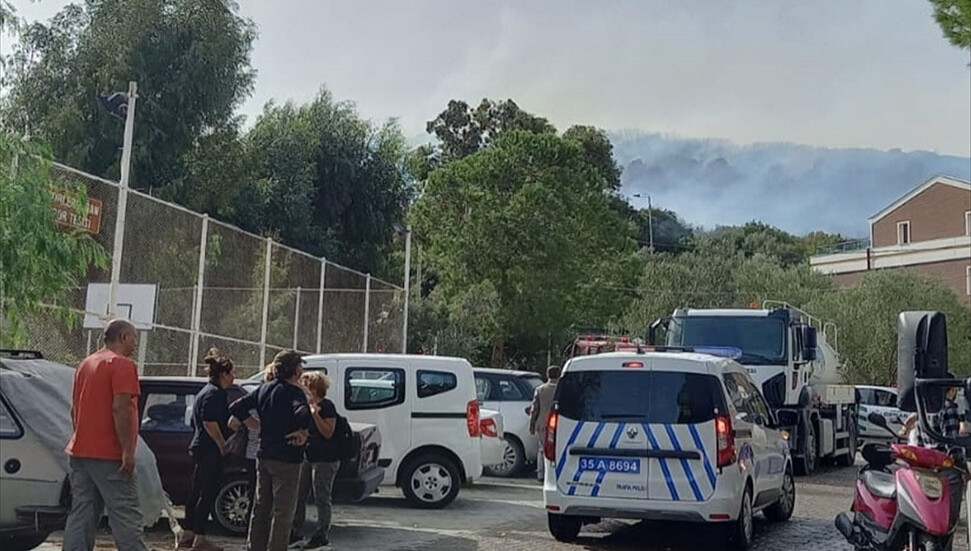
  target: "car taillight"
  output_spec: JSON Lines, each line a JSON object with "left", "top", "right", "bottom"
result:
{"left": 480, "top": 418, "right": 499, "bottom": 438}
{"left": 467, "top": 400, "right": 480, "bottom": 437}
{"left": 543, "top": 412, "right": 558, "bottom": 461}
{"left": 716, "top": 415, "right": 736, "bottom": 467}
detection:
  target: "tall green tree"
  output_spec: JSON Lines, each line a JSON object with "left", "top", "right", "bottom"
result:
{"left": 0, "top": 133, "right": 108, "bottom": 343}
{"left": 412, "top": 131, "right": 637, "bottom": 367}
{"left": 242, "top": 90, "right": 410, "bottom": 273}
{"left": 1, "top": 0, "right": 256, "bottom": 208}
{"left": 929, "top": 0, "right": 971, "bottom": 51}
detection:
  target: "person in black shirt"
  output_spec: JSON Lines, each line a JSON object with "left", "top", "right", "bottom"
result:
{"left": 229, "top": 350, "right": 310, "bottom": 551}
{"left": 180, "top": 352, "right": 235, "bottom": 551}
{"left": 292, "top": 371, "right": 340, "bottom": 548}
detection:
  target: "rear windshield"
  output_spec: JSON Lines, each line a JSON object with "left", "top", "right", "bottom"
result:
{"left": 556, "top": 370, "right": 725, "bottom": 424}
{"left": 521, "top": 375, "right": 543, "bottom": 390}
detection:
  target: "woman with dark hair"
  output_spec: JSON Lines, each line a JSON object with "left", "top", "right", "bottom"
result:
{"left": 178, "top": 350, "right": 235, "bottom": 551}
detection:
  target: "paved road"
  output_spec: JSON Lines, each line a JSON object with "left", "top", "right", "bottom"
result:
{"left": 40, "top": 463, "right": 970, "bottom": 551}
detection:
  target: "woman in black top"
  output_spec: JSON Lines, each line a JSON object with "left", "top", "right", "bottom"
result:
{"left": 179, "top": 352, "right": 235, "bottom": 551}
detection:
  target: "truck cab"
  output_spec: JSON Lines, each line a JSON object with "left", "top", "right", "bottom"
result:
{"left": 652, "top": 302, "right": 856, "bottom": 475}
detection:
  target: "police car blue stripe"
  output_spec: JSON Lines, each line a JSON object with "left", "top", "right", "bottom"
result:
{"left": 568, "top": 422, "right": 606, "bottom": 495}
{"left": 645, "top": 424, "right": 679, "bottom": 501}
{"left": 591, "top": 423, "right": 626, "bottom": 497}
{"left": 556, "top": 421, "right": 585, "bottom": 480}
{"left": 665, "top": 424, "right": 703, "bottom": 502}
{"left": 688, "top": 423, "right": 717, "bottom": 489}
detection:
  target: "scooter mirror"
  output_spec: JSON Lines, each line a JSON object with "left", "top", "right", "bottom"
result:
{"left": 897, "top": 311, "right": 948, "bottom": 413}
{"left": 867, "top": 411, "right": 889, "bottom": 429}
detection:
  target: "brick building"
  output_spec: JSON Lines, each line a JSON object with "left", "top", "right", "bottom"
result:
{"left": 810, "top": 175, "right": 971, "bottom": 299}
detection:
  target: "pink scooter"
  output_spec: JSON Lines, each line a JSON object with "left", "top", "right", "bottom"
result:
{"left": 835, "top": 412, "right": 961, "bottom": 551}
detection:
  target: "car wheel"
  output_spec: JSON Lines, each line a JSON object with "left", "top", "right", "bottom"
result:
{"left": 2, "top": 533, "right": 50, "bottom": 551}
{"left": 547, "top": 512, "right": 582, "bottom": 542}
{"left": 484, "top": 435, "right": 525, "bottom": 477}
{"left": 728, "top": 486, "right": 754, "bottom": 550}
{"left": 401, "top": 454, "right": 461, "bottom": 509}
{"left": 795, "top": 421, "right": 817, "bottom": 476}
{"left": 764, "top": 467, "right": 795, "bottom": 522}
{"left": 837, "top": 421, "right": 858, "bottom": 467}
{"left": 212, "top": 474, "right": 251, "bottom": 534}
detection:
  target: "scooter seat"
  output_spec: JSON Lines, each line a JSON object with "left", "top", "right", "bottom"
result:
{"left": 863, "top": 470, "right": 896, "bottom": 499}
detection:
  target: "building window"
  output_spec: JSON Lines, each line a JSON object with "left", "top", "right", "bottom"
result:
{"left": 965, "top": 211, "right": 970, "bottom": 236}
{"left": 896, "top": 220, "right": 911, "bottom": 245}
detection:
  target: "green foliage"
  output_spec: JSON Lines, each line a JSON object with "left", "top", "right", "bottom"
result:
{"left": 691, "top": 222, "right": 823, "bottom": 267}
{"left": 562, "top": 125, "right": 622, "bottom": 191}
{"left": 809, "top": 270, "right": 971, "bottom": 385}
{"left": 412, "top": 130, "right": 637, "bottom": 366}
{"left": 240, "top": 90, "right": 409, "bottom": 273}
{"left": 0, "top": 133, "right": 108, "bottom": 343}
{"left": 929, "top": 0, "right": 971, "bottom": 51}
{"left": 1, "top": 0, "right": 256, "bottom": 197}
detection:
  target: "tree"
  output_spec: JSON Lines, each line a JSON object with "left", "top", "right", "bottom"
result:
{"left": 929, "top": 0, "right": 971, "bottom": 52}
{"left": 809, "top": 270, "right": 971, "bottom": 385}
{"left": 412, "top": 131, "right": 637, "bottom": 367}
{"left": 0, "top": 133, "right": 108, "bottom": 343}
{"left": 242, "top": 90, "right": 410, "bottom": 273}
{"left": 690, "top": 222, "right": 809, "bottom": 267}
{"left": 423, "top": 98, "right": 556, "bottom": 163}
{"left": 1, "top": 0, "right": 256, "bottom": 199}
{"left": 562, "top": 125, "right": 622, "bottom": 191}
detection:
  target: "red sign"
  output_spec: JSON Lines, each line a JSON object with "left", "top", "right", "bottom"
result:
{"left": 51, "top": 189, "right": 103, "bottom": 234}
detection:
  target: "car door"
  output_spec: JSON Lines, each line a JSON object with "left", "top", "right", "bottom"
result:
{"left": 337, "top": 359, "right": 410, "bottom": 482}
{"left": 724, "top": 373, "right": 762, "bottom": 491}
{"left": 744, "top": 378, "right": 786, "bottom": 493}
{"left": 138, "top": 384, "right": 197, "bottom": 504}
{"left": 862, "top": 388, "right": 904, "bottom": 439}
{"left": 0, "top": 393, "right": 64, "bottom": 527}
{"left": 494, "top": 376, "right": 528, "bottom": 441}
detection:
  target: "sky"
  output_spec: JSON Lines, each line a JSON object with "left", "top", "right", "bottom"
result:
{"left": 4, "top": 0, "right": 970, "bottom": 156}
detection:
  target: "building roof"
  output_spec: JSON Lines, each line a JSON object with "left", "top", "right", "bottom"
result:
{"left": 868, "top": 175, "right": 971, "bottom": 224}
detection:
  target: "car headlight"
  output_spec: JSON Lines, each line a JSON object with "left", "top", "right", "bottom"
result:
{"left": 914, "top": 470, "right": 944, "bottom": 500}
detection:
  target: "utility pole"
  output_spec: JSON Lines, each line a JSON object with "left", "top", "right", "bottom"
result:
{"left": 401, "top": 226, "right": 412, "bottom": 354}
{"left": 633, "top": 193, "right": 654, "bottom": 253}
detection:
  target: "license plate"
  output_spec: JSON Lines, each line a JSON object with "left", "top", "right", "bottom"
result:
{"left": 577, "top": 456, "right": 641, "bottom": 474}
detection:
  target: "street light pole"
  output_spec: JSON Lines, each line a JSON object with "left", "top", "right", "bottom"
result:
{"left": 108, "top": 81, "right": 137, "bottom": 317}
{"left": 402, "top": 226, "right": 412, "bottom": 354}
{"left": 633, "top": 193, "right": 654, "bottom": 253}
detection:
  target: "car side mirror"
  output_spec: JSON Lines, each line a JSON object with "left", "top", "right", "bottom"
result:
{"left": 801, "top": 326, "right": 817, "bottom": 362}
{"left": 647, "top": 317, "right": 669, "bottom": 345}
{"left": 867, "top": 411, "right": 888, "bottom": 429}
{"left": 897, "top": 311, "right": 948, "bottom": 413}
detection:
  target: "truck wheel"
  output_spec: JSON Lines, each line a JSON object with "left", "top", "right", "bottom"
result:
{"left": 3, "top": 533, "right": 50, "bottom": 551}
{"left": 401, "top": 454, "right": 461, "bottom": 509}
{"left": 795, "top": 421, "right": 817, "bottom": 476}
{"left": 548, "top": 512, "right": 582, "bottom": 542}
{"left": 836, "top": 422, "right": 858, "bottom": 467}
{"left": 763, "top": 467, "right": 795, "bottom": 522}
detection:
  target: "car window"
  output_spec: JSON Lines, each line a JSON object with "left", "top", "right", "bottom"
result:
{"left": 142, "top": 392, "right": 196, "bottom": 433}
{"left": 418, "top": 370, "right": 457, "bottom": 398}
{"left": 874, "top": 390, "right": 896, "bottom": 407}
{"left": 739, "top": 376, "right": 772, "bottom": 425}
{"left": 497, "top": 378, "right": 525, "bottom": 401}
{"left": 345, "top": 367, "right": 405, "bottom": 410}
{"left": 557, "top": 370, "right": 725, "bottom": 424}
{"left": 0, "top": 395, "right": 24, "bottom": 439}
{"left": 725, "top": 374, "right": 759, "bottom": 423}
{"left": 475, "top": 376, "right": 492, "bottom": 402}
{"left": 520, "top": 375, "right": 543, "bottom": 393}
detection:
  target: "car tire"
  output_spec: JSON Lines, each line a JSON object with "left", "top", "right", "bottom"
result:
{"left": 547, "top": 512, "right": 582, "bottom": 542}
{"left": 401, "top": 454, "right": 461, "bottom": 509}
{"left": 212, "top": 474, "right": 252, "bottom": 535}
{"left": 837, "top": 421, "right": 858, "bottom": 467}
{"left": 484, "top": 435, "right": 525, "bottom": 478}
{"left": 795, "top": 420, "right": 817, "bottom": 476}
{"left": 3, "top": 533, "right": 50, "bottom": 551}
{"left": 763, "top": 467, "right": 795, "bottom": 522}
{"left": 728, "top": 486, "right": 754, "bottom": 550}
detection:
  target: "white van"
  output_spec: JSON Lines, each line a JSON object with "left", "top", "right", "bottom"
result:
{"left": 258, "top": 354, "right": 484, "bottom": 509}
{"left": 543, "top": 351, "right": 794, "bottom": 549}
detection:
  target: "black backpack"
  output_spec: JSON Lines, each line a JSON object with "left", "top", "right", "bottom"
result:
{"left": 333, "top": 414, "right": 356, "bottom": 462}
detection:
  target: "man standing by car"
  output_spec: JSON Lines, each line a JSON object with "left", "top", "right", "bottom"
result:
{"left": 529, "top": 365, "right": 560, "bottom": 482}
{"left": 63, "top": 319, "right": 148, "bottom": 551}
{"left": 230, "top": 350, "right": 310, "bottom": 551}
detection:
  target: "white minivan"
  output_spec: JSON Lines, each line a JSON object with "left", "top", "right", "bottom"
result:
{"left": 543, "top": 351, "right": 794, "bottom": 550}
{"left": 252, "top": 354, "right": 484, "bottom": 508}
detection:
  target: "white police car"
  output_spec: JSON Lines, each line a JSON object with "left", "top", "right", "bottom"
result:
{"left": 542, "top": 350, "right": 794, "bottom": 549}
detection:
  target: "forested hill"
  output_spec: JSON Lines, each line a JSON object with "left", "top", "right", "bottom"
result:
{"left": 611, "top": 131, "right": 971, "bottom": 237}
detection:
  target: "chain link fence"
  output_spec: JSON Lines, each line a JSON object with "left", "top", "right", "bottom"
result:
{"left": 22, "top": 163, "right": 405, "bottom": 378}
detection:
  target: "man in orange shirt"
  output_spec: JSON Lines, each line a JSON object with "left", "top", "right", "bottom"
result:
{"left": 63, "top": 319, "right": 148, "bottom": 551}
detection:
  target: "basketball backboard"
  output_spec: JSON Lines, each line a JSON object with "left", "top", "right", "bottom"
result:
{"left": 84, "top": 283, "right": 158, "bottom": 331}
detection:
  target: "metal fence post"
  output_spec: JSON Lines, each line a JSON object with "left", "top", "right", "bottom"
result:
{"left": 316, "top": 258, "right": 326, "bottom": 353}
{"left": 362, "top": 274, "right": 371, "bottom": 353}
{"left": 188, "top": 215, "right": 209, "bottom": 376}
{"left": 293, "top": 287, "right": 301, "bottom": 350}
{"left": 259, "top": 238, "right": 273, "bottom": 366}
